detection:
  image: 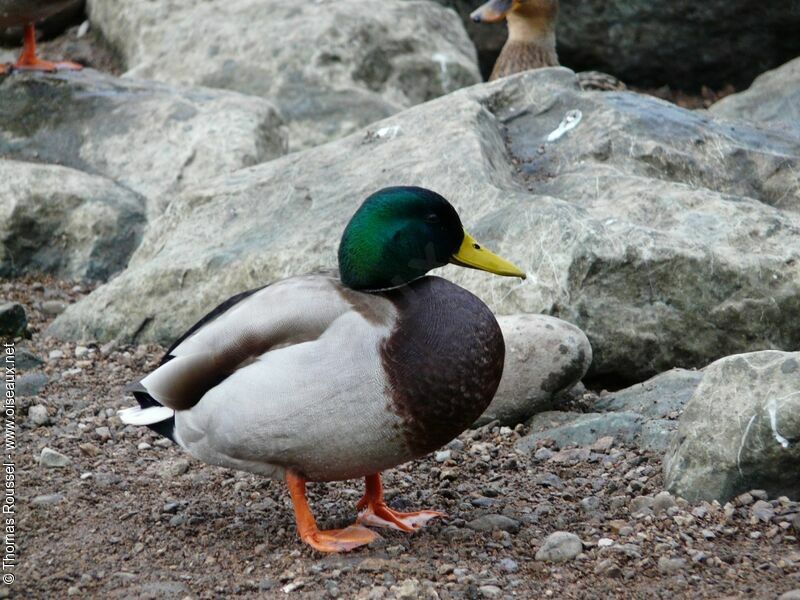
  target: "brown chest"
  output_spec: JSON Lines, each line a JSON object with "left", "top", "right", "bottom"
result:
{"left": 379, "top": 277, "right": 505, "bottom": 456}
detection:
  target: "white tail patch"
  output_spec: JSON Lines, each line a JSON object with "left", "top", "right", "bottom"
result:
{"left": 118, "top": 405, "right": 174, "bottom": 426}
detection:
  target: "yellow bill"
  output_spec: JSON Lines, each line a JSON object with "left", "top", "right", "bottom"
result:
{"left": 450, "top": 232, "right": 526, "bottom": 279}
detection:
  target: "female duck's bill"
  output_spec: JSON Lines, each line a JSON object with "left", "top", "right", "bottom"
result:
{"left": 470, "top": 0, "right": 513, "bottom": 23}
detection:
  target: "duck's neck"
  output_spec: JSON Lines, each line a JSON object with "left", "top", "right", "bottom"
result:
{"left": 506, "top": 11, "right": 557, "bottom": 58}
{"left": 491, "top": 18, "right": 559, "bottom": 81}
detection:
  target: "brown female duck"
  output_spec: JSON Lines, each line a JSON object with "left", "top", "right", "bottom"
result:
{"left": 471, "top": 0, "right": 624, "bottom": 91}
{"left": 0, "top": 0, "right": 82, "bottom": 74}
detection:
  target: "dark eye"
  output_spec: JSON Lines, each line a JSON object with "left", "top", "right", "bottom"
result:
{"left": 424, "top": 213, "right": 440, "bottom": 224}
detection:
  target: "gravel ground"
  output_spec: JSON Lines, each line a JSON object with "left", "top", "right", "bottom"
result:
{"left": 7, "top": 277, "right": 800, "bottom": 599}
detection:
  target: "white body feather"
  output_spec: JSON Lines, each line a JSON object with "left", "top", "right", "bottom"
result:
{"left": 121, "top": 274, "right": 411, "bottom": 482}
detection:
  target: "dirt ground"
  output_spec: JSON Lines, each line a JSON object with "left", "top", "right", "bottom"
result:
{"left": 7, "top": 277, "right": 799, "bottom": 599}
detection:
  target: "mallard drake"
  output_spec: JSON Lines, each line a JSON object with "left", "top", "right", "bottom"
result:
{"left": 471, "top": 0, "right": 625, "bottom": 91}
{"left": 119, "top": 186, "right": 526, "bottom": 553}
{"left": 0, "top": 0, "right": 82, "bottom": 74}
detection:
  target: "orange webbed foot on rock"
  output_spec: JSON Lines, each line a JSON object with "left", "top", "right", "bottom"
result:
{"left": 356, "top": 473, "right": 445, "bottom": 532}
{"left": 12, "top": 23, "right": 82, "bottom": 73}
{"left": 286, "top": 471, "right": 380, "bottom": 553}
{"left": 14, "top": 58, "right": 82, "bottom": 72}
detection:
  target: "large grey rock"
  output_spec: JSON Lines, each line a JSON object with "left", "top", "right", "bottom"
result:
{"left": 664, "top": 351, "right": 800, "bottom": 502}
{"left": 594, "top": 369, "right": 703, "bottom": 419}
{"left": 516, "top": 410, "right": 644, "bottom": 453}
{"left": 49, "top": 69, "right": 800, "bottom": 381}
{"left": 0, "top": 160, "right": 145, "bottom": 281}
{"left": 475, "top": 314, "right": 591, "bottom": 426}
{"left": 0, "top": 69, "right": 287, "bottom": 217}
{"left": 640, "top": 419, "right": 679, "bottom": 453}
{"left": 87, "top": 0, "right": 481, "bottom": 152}
{"left": 516, "top": 385, "right": 685, "bottom": 453}
{"left": 435, "top": 1, "right": 800, "bottom": 89}
{"left": 528, "top": 368, "right": 711, "bottom": 454}
{"left": 710, "top": 57, "right": 800, "bottom": 133}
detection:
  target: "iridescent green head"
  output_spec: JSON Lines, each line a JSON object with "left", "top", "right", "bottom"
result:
{"left": 338, "top": 186, "right": 526, "bottom": 291}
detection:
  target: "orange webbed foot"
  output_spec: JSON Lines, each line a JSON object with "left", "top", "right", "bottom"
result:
{"left": 286, "top": 471, "right": 380, "bottom": 553}
{"left": 356, "top": 474, "right": 445, "bottom": 532}
{"left": 12, "top": 23, "right": 82, "bottom": 74}
{"left": 13, "top": 58, "right": 82, "bottom": 73}
{"left": 301, "top": 523, "right": 380, "bottom": 553}
{"left": 358, "top": 503, "right": 444, "bottom": 532}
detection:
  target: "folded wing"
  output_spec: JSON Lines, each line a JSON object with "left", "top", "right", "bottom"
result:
{"left": 140, "top": 274, "right": 356, "bottom": 411}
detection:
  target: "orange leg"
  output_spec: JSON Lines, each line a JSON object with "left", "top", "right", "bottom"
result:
{"left": 285, "top": 471, "right": 379, "bottom": 553}
{"left": 356, "top": 473, "right": 445, "bottom": 532}
{"left": 13, "top": 23, "right": 82, "bottom": 73}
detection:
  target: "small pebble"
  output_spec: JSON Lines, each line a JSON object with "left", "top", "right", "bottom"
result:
{"left": 161, "top": 459, "right": 190, "bottom": 478}
{"left": 594, "top": 559, "right": 623, "bottom": 578}
{"left": 498, "top": 558, "right": 518, "bottom": 573}
{"left": 435, "top": 450, "right": 451, "bottom": 462}
{"left": 39, "top": 447, "right": 71, "bottom": 468}
{"left": 751, "top": 500, "right": 774, "bottom": 523}
{"left": 658, "top": 557, "right": 688, "bottom": 574}
{"left": 28, "top": 404, "right": 50, "bottom": 426}
{"left": 652, "top": 491, "right": 676, "bottom": 514}
{"left": 32, "top": 493, "right": 64, "bottom": 506}
{"left": 580, "top": 496, "right": 602, "bottom": 513}
{"left": 535, "top": 531, "right": 583, "bottom": 562}
{"left": 467, "top": 514, "right": 520, "bottom": 534}
{"left": 630, "top": 495, "right": 654, "bottom": 515}
{"left": 40, "top": 300, "right": 67, "bottom": 316}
